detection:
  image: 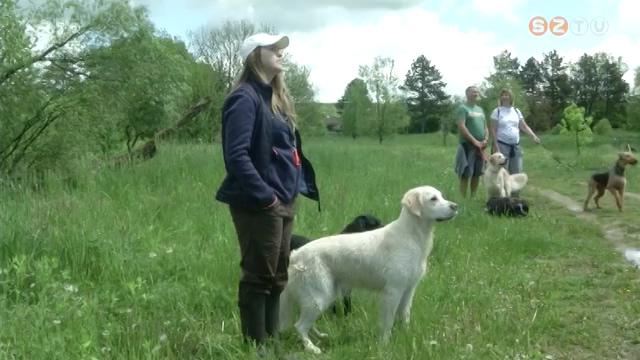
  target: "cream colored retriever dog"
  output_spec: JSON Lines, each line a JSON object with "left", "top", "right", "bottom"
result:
{"left": 279, "top": 186, "right": 458, "bottom": 354}
{"left": 484, "top": 152, "right": 528, "bottom": 198}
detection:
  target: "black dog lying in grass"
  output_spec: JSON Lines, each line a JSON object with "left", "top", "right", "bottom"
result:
{"left": 290, "top": 214, "right": 383, "bottom": 315}
{"left": 486, "top": 197, "right": 529, "bottom": 217}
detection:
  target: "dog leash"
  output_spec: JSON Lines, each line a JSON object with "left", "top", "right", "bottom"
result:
{"left": 538, "top": 143, "right": 575, "bottom": 169}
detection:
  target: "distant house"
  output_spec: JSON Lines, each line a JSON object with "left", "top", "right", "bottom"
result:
{"left": 324, "top": 116, "right": 342, "bottom": 133}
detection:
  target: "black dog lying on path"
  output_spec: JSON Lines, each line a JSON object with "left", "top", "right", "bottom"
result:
{"left": 289, "top": 214, "right": 383, "bottom": 315}
{"left": 486, "top": 197, "right": 529, "bottom": 217}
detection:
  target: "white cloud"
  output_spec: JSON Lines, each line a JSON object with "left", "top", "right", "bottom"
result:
{"left": 472, "top": 0, "right": 526, "bottom": 24}
{"left": 133, "top": 0, "right": 639, "bottom": 101}
{"left": 288, "top": 7, "right": 506, "bottom": 102}
{"left": 618, "top": 0, "right": 640, "bottom": 34}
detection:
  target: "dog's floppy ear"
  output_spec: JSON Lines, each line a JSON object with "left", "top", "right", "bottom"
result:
{"left": 401, "top": 189, "right": 423, "bottom": 217}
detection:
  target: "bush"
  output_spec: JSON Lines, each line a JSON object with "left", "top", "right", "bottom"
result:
{"left": 550, "top": 124, "right": 564, "bottom": 135}
{"left": 593, "top": 118, "right": 613, "bottom": 135}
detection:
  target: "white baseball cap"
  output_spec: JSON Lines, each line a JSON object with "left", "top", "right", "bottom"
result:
{"left": 238, "top": 33, "right": 289, "bottom": 61}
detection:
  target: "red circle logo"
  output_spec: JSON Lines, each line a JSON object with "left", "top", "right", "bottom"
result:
{"left": 529, "top": 16, "right": 548, "bottom": 36}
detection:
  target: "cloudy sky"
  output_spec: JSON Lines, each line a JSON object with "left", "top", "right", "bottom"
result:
{"left": 133, "top": 0, "right": 639, "bottom": 103}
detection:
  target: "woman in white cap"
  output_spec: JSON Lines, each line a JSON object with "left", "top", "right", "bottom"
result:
{"left": 215, "top": 33, "right": 320, "bottom": 347}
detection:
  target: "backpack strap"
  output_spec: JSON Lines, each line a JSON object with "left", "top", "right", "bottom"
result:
{"left": 515, "top": 107, "right": 523, "bottom": 120}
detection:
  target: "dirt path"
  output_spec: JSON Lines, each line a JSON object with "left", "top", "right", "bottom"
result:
{"left": 624, "top": 191, "right": 640, "bottom": 201}
{"left": 531, "top": 186, "right": 640, "bottom": 268}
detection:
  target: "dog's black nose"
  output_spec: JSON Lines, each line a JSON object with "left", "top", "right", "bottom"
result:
{"left": 450, "top": 203, "right": 458, "bottom": 211}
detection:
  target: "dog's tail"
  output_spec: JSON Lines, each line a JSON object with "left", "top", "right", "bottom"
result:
{"left": 510, "top": 173, "right": 528, "bottom": 192}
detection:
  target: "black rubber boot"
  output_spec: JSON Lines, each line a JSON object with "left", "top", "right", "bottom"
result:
{"left": 265, "top": 290, "right": 281, "bottom": 337}
{"left": 238, "top": 285, "right": 267, "bottom": 345}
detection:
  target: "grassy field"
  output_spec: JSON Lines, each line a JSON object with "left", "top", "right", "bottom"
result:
{"left": 1, "top": 132, "right": 640, "bottom": 359}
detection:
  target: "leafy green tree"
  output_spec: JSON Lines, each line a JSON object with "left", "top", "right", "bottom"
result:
{"left": 284, "top": 60, "right": 325, "bottom": 136}
{"left": 593, "top": 118, "right": 612, "bottom": 135}
{"left": 571, "top": 52, "right": 629, "bottom": 127}
{"left": 359, "top": 56, "right": 404, "bottom": 143}
{"left": 519, "top": 57, "right": 544, "bottom": 96}
{"left": 518, "top": 57, "right": 552, "bottom": 130}
{"left": 441, "top": 95, "right": 463, "bottom": 146}
{"left": 491, "top": 50, "right": 521, "bottom": 81}
{"left": 177, "top": 62, "right": 225, "bottom": 142}
{"left": 633, "top": 66, "right": 640, "bottom": 95}
{"left": 541, "top": 50, "right": 572, "bottom": 126}
{"left": 338, "top": 78, "right": 372, "bottom": 139}
{"left": 80, "top": 30, "right": 195, "bottom": 154}
{"left": 626, "top": 67, "right": 640, "bottom": 130}
{"left": 0, "top": 0, "right": 151, "bottom": 177}
{"left": 557, "top": 103, "right": 593, "bottom": 155}
{"left": 480, "top": 51, "right": 529, "bottom": 127}
{"left": 403, "top": 55, "right": 450, "bottom": 133}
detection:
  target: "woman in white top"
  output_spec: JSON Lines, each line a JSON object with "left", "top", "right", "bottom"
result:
{"left": 490, "top": 89, "right": 540, "bottom": 175}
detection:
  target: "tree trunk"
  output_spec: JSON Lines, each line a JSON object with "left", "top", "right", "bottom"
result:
{"left": 111, "top": 97, "right": 212, "bottom": 167}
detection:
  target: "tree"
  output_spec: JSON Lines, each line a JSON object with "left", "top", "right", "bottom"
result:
{"left": 600, "top": 57, "right": 630, "bottom": 127}
{"left": 627, "top": 95, "right": 640, "bottom": 130}
{"left": 626, "top": 67, "right": 640, "bottom": 130}
{"left": 359, "top": 57, "right": 404, "bottom": 143}
{"left": 339, "top": 78, "right": 372, "bottom": 139}
{"left": 492, "top": 50, "right": 521, "bottom": 81}
{"left": 80, "top": 30, "right": 196, "bottom": 154}
{"left": 403, "top": 55, "right": 450, "bottom": 133}
{"left": 519, "top": 57, "right": 543, "bottom": 96}
{"left": 634, "top": 66, "right": 640, "bottom": 95}
{"left": 480, "top": 51, "right": 528, "bottom": 127}
{"left": 189, "top": 19, "right": 274, "bottom": 92}
{"left": 0, "top": 0, "right": 153, "bottom": 177}
{"left": 442, "top": 96, "right": 463, "bottom": 146}
{"left": 571, "top": 52, "right": 629, "bottom": 127}
{"left": 284, "top": 60, "right": 325, "bottom": 136}
{"left": 557, "top": 103, "right": 593, "bottom": 155}
{"left": 541, "top": 50, "right": 572, "bottom": 126}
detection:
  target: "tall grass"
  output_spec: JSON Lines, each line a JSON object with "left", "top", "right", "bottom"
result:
{"left": 1, "top": 133, "right": 639, "bottom": 359}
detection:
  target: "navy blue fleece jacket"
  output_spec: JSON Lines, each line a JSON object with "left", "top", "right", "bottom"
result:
{"left": 215, "top": 80, "right": 319, "bottom": 209}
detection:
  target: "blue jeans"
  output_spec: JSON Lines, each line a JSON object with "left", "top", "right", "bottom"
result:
{"left": 496, "top": 141, "right": 523, "bottom": 174}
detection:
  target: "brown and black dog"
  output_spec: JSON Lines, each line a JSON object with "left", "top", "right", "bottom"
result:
{"left": 584, "top": 149, "right": 638, "bottom": 212}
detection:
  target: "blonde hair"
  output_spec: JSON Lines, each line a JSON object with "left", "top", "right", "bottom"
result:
{"left": 498, "top": 89, "right": 514, "bottom": 106}
{"left": 230, "top": 47, "right": 297, "bottom": 129}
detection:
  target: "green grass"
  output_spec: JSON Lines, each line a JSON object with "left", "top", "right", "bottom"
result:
{"left": 1, "top": 133, "right": 640, "bottom": 359}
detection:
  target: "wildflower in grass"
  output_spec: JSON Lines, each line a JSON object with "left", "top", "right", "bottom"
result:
{"left": 53, "top": 319, "right": 61, "bottom": 325}
{"left": 466, "top": 343, "right": 473, "bottom": 352}
{"left": 165, "top": 247, "right": 174, "bottom": 254}
{"left": 63, "top": 284, "right": 78, "bottom": 293}
{"left": 429, "top": 340, "right": 438, "bottom": 346}
{"left": 159, "top": 334, "right": 167, "bottom": 342}
{"left": 149, "top": 252, "right": 157, "bottom": 258}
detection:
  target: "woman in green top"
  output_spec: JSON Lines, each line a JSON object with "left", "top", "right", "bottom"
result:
{"left": 454, "top": 86, "right": 489, "bottom": 198}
